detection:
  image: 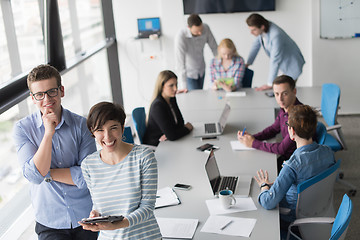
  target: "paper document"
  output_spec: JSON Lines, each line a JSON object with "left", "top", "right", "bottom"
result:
{"left": 205, "top": 197, "right": 257, "bottom": 215}
{"left": 157, "top": 217, "right": 198, "bottom": 239}
{"left": 201, "top": 215, "right": 256, "bottom": 237}
{"left": 226, "top": 91, "right": 246, "bottom": 97}
{"left": 230, "top": 140, "right": 255, "bottom": 151}
{"left": 155, "top": 187, "right": 181, "bottom": 209}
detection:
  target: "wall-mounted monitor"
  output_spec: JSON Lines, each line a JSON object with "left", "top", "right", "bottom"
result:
{"left": 183, "top": 0, "right": 275, "bottom": 14}
{"left": 137, "top": 17, "right": 161, "bottom": 39}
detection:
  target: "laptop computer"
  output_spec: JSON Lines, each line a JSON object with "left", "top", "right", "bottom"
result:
{"left": 205, "top": 149, "right": 251, "bottom": 197}
{"left": 136, "top": 17, "right": 161, "bottom": 39}
{"left": 193, "top": 103, "right": 231, "bottom": 138}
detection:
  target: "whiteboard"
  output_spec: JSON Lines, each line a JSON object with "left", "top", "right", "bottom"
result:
{"left": 320, "top": 0, "right": 360, "bottom": 39}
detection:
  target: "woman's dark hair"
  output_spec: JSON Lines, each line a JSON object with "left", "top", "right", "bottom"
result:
{"left": 287, "top": 105, "right": 318, "bottom": 140}
{"left": 87, "top": 102, "right": 126, "bottom": 137}
{"left": 246, "top": 13, "right": 270, "bottom": 32}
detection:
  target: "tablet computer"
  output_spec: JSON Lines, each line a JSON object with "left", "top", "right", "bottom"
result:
{"left": 81, "top": 215, "right": 124, "bottom": 224}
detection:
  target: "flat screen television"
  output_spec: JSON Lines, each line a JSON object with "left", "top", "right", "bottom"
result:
{"left": 183, "top": 0, "right": 275, "bottom": 14}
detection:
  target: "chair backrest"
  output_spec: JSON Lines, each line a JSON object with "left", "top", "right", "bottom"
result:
{"left": 296, "top": 160, "right": 341, "bottom": 240}
{"left": 330, "top": 194, "right": 353, "bottom": 240}
{"left": 132, "top": 107, "right": 146, "bottom": 144}
{"left": 316, "top": 121, "right": 327, "bottom": 145}
{"left": 242, "top": 68, "right": 254, "bottom": 88}
{"left": 316, "top": 121, "right": 343, "bottom": 152}
{"left": 321, "top": 84, "right": 340, "bottom": 127}
{"left": 123, "top": 126, "right": 134, "bottom": 144}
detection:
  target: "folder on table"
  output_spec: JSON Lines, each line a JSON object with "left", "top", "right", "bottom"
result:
{"left": 155, "top": 187, "right": 181, "bottom": 208}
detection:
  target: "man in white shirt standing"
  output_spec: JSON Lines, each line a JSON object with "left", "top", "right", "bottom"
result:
{"left": 175, "top": 14, "right": 217, "bottom": 92}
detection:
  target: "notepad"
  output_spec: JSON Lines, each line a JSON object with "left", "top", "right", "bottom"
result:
{"left": 157, "top": 217, "right": 198, "bottom": 239}
{"left": 226, "top": 91, "right": 246, "bottom": 97}
{"left": 155, "top": 187, "right": 181, "bottom": 208}
{"left": 201, "top": 215, "right": 256, "bottom": 237}
{"left": 230, "top": 140, "right": 255, "bottom": 151}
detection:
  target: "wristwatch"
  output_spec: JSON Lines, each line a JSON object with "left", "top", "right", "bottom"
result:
{"left": 260, "top": 182, "right": 270, "bottom": 189}
{"left": 44, "top": 176, "right": 53, "bottom": 183}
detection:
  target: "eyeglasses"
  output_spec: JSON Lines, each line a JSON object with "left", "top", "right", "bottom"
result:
{"left": 31, "top": 87, "right": 60, "bottom": 101}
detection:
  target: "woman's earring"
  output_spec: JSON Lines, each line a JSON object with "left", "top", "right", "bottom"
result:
{"left": 122, "top": 135, "right": 126, "bottom": 141}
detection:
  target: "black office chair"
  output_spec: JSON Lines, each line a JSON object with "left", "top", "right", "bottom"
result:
{"left": 242, "top": 68, "right": 254, "bottom": 88}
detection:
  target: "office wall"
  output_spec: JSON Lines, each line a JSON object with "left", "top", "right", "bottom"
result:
{"left": 113, "top": 0, "right": 359, "bottom": 114}
{"left": 311, "top": 0, "right": 360, "bottom": 114}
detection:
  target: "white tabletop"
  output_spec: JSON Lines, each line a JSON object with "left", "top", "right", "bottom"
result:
{"left": 154, "top": 103, "right": 280, "bottom": 239}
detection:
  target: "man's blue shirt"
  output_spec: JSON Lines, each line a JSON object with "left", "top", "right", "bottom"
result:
{"left": 13, "top": 108, "right": 96, "bottom": 229}
{"left": 258, "top": 142, "right": 336, "bottom": 222}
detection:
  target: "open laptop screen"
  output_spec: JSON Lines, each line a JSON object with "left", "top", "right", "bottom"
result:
{"left": 205, "top": 150, "right": 221, "bottom": 195}
{"left": 137, "top": 17, "right": 161, "bottom": 38}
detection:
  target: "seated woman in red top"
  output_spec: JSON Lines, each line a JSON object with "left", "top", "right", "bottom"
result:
{"left": 143, "top": 70, "right": 193, "bottom": 146}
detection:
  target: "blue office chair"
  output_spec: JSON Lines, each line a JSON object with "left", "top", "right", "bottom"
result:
{"left": 282, "top": 160, "right": 341, "bottom": 240}
{"left": 318, "top": 84, "right": 356, "bottom": 196}
{"left": 242, "top": 68, "right": 254, "bottom": 88}
{"left": 321, "top": 84, "right": 346, "bottom": 150}
{"left": 287, "top": 194, "right": 353, "bottom": 240}
{"left": 132, "top": 107, "right": 146, "bottom": 144}
{"left": 316, "top": 121, "right": 357, "bottom": 196}
{"left": 122, "top": 126, "right": 134, "bottom": 144}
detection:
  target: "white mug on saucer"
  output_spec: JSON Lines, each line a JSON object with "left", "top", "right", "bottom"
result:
{"left": 219, "top": 189, "right": 236, "bottom": 209}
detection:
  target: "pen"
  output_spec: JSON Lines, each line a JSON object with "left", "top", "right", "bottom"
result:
{"left": 220, "top": 220, "right": 233, "bottom": 230}
{"left": 241, "top": 127, "right": 246, "bottom": 136}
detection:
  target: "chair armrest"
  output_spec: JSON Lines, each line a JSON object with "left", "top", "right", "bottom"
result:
{"left": 279, "top": 207, "right": 291, "bottom": 215}
{"left": 326, "top": 124, "right": 341, "bottom": 131}
{"left": 287, "top": 217, "right": 335, "bottom": 240}
{"left": 292, "top": 217, "right": 335, "bottom": 226}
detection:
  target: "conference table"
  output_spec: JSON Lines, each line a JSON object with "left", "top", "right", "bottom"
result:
{"left": 154, "top": 89, "right": 284, "bottom": 239}
{"left": 175, "top": 87, "right": 322, "bottom": 111}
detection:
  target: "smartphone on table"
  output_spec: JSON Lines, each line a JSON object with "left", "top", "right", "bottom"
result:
{"left": 174, "top": 183, "right": 192, "bottom": 190}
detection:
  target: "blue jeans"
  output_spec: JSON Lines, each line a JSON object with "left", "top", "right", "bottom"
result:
{"left": 186, "top": 74, "right": 205, "bottom": 90}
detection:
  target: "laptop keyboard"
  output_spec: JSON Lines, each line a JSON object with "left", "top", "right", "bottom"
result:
{"left": 205, "top": 123, "right": 217, "bottom": 133}
{"left": 220, "top": 176, "right": 238, "bottom": 193}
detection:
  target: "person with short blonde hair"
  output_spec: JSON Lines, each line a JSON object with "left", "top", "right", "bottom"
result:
{"left": 210, "top": 38, "right": 245, "bottom": 92}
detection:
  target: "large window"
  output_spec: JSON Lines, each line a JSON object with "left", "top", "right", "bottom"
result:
{"left": 58, "top": 0, "right": 105, "bottom": 61}
{"left": 0, "top": 0, "right": 120, "bottom": 238}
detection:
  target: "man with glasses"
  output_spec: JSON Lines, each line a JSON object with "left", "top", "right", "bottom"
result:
{"left": 237, "top": 75, "right": 302, "bottom": 172}
{"left": 13, "top": 64, "right": 98, "bottom": 240}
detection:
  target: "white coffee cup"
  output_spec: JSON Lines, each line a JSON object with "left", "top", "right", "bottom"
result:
{"left": 219, "top": 189, "right": 236, "bottom": 209}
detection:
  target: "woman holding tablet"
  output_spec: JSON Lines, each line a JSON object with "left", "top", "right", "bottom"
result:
{"left": 253, "top": 105, "right": 336, "bottom": 237}
{"left": 79, "top": 102, "right": 161, "bottom": 240}
{"left": 210, "top": 38, "right": 245, "bottom": 92}
{"left": 143, "top": 70, "right": 193, "bottom": 146}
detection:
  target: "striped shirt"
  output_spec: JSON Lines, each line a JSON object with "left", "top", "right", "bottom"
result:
{"left": 210, "top": 56, "right": 246, "bottom": 89}
{"left": 81, "top": 145, "right": 161, "bottom": 240}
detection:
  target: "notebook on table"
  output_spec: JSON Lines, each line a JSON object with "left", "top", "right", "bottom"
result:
{"left": 192, "top": 103, "right": 231, "bottom": 138}
{"left": 205, "top": 149, "right": 251, "bottom": 197}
